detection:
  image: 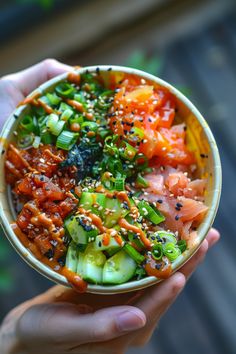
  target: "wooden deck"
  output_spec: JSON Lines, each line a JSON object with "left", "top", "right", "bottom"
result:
{"left": 0, "top": 1, "right": 236, "bottom": 353}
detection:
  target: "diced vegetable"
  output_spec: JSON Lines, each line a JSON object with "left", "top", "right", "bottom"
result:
{"left": 94, "top": 234, "right": 121, "bottom": 253}
{"left": 137, "top": 200, "right": 165, "bottom": 225}
{"left": 103, "top": 250, "right": 137, "bottom": 284}
{"left": 64, "top": 216, "right": 98, "bottom": 245}
{"left": 81, "top": 243, "right": 106, "bottom": 284}
{"left": 56, "top": 131, "right": 78, "bottom": 150}
{"left": 65, "top": 242, "right": 78, "bottom": 272}
{"left": 123, "top": 243, "right": 145, "bottom": 264}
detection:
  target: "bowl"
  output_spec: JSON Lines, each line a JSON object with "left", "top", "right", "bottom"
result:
{"left": 0, "top": 65, "right": 222, "bottom": 294}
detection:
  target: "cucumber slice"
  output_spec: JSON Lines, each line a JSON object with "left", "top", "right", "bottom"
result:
{"left": 76, "top": 251, "right": 85, "bottom": 277}
{"left": 94, "top": 234, "right": 122, "bottom": 254}
{"left": 64, "top": 216, "right": 98, "bottom": 245}
{"left": 103, "top": 250, "right": 137, "bottom": 284}
{"left": 82, "top": 244, "right": 106, "bottom": 284}
{"left": 65, "top": 242, "right": 78, "bottom": 272}
{"left": 79, "top": 192, "right": 106, "bottom": 217}
{"left": 104, "top": 198, "right": 129, "bottom": 228}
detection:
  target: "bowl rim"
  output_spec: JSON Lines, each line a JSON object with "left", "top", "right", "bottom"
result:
{"left": 0, "top": 65, "right": 222, "bottom": 294}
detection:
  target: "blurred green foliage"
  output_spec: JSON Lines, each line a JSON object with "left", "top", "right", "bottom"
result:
{"left": 17, "top": 0, "right": 55, "bottom": 10}
{"left": 126, "top": 50, "right": 191, "bottom": 97}
{"left": 0, "top": 229, "right": 15, "bottom": 292}
{"left": 125, "top": 50, "right": 163, "bottom": 76}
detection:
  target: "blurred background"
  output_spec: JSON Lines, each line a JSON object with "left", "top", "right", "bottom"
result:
{"left": 0, "top": 0, "right": 236, "bottom": 353}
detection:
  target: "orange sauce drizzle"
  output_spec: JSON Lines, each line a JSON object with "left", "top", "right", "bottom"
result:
{"left": 118, "top": 218, "right": 152, "bottom": 249}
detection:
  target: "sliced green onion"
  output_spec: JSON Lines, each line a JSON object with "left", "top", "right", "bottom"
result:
{"left": 46, "top": 113, "right": 58, "bottom": 128}
{"left": 81, "top": 121, "right": 98, "bottom": 134}
{"left": 17, "top": 133, "right": 34, "bottom": 148}
{"left": 152, "top": 243, "right": 163, "bottom": 260}
{"left": 59, "top": 102, "right": 73, "bottom": 112}
{"left": 69, "top": 114, "right": 84, "bottom": 125}
{"left": 143, "top": 167, "right": 154, "bottom": 174}
{"left": 123, "top": 243, "right": 145, "bottom": 264}
{"left": 41, "top": 131, "right": 54, "bottom": 144}
{"left": 86, "top": 228, "right": 99, "bottom": 240}
{"left": 129, "top": 127, "right": 145, "bottom": 143}
{"left": 46, "top": 92, "right": 61, "bottom": 105}
{"left": 119, "top": 141, "right": 137, "bottom": 161}
{"left": 20, "top": 115, "right": 35, "bottom": 132}
{"left": 98, "top": 128, "right": 111, "bottom": 139}
{"left": 74, "top": 92, "right": 87, "bottom": 105}
{"left": 135, "top": 153, "right": 148, "bottom": 171}
{"left": 135, "top": 266, "right": 147, "bottom": 280}
{"left": 32, "top": 136, "right": 41, "bottom": 148}
{"left": 55, "top": 82, "right": 75, "bottom": 98}
{"left": 107, "top": 158, "right": 124, "bottom": 176}
{"left": 46, "top": 114, "right": 65, "bottom": 136}
{"left": 114, "top": 177, "right": 125, "bottom": 191}
{"left": 61, "top": 108, "right": 74, "bottom": 121}
{"left": 177, "top": 240, "right": 187, "bottom": 253}
{"left": 138, "top": 200, "right": 165, "bottom": 225}
{"left": 56, "top": 131, "right": 78, "bottom": 150}
{"left": 95, "top": 90, "right": 114, "bottom": 110}
{"left": 155, "top": 231, "right": 177, "bottom": 244}
{"left": 163, "top": 243, "right": 181, "bottom": 262}
{"left": 136, "top": 173, "right": 149, "bottom": 188}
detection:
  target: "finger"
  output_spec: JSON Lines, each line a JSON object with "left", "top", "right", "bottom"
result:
{"left": 206, "top": 227, "right": 220, "bottom": 247}
{"left": 16, "top": 303, "right": 146, "bottom": 350}
{"left": 134, "top": 272, "right": 185, "bottom": 326}
{"left": 180, "top": 228, "right": 220, "bottom": 279}
{"left": 2, "top": 58, "right": 72, "bottom": 96}
{"left": 131, "top": 228, "right": 220, "bottom": 347}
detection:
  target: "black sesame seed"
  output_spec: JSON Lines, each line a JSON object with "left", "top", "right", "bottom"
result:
{"left": 155, "top": 264, "right": 161, "bottom": 270}
{"left": 44, "top": 249, "right": 54, "bottom": 259}
{"left": 13, "top": 114, "right": 18, "bottom": 119}
{"left": 151, "top": 236, "right": 155, "bottom": 240}
{"left": 157, "top": 199, "right": 163, "bottom": 204}
{"left": 183, "top": 126, "right": 187, "bottom": 131}
{"left": 148, "top": 118, "right": 152, "bottom": 122}
{"left": 96, "top": 67, "right": 100, "bottom": 74}
{"left": 200, "top": 153, "right": 208, "bottom": 158}
{"left": 107, "top": 67, "right": 112, "bottom": 71}
{"left": 175, "top": 206, "right": 181, "bottom": 211}
{"left": 175, "top": 215, "right": 180, "bottom": 221}
{"left": 98, "top": 241, "right": 102, "bottom": 247}
{"left": 176, "top": 202, "right": 183, "bottom": 208}
{"left": 1, "top": 150, "right": 5, "bottom": 155}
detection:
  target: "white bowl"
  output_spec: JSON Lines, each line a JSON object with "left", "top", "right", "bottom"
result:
{"left": 0, "top": 65, "right": 222, "bottom": 294}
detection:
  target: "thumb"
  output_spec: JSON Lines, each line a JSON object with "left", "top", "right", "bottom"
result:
{"left": 16, "top": 303, "right": 146, "bottom": 350}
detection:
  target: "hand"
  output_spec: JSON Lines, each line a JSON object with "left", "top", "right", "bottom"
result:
{"left": 0, "top": 228, "right": 219, "bottom": 354}
{"left": 0, "top": 60, "right": 220, "bottom": 354}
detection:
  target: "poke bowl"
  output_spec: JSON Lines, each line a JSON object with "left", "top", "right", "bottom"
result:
{"left": 0, "top": 65, "right": 221, "bottom": 294}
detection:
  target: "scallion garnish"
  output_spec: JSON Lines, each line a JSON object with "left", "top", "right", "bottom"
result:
{"left": 114, "top": 177, "right": 125, "bottom": 191}
{"left": 136, "top": 173, "right": 149, "bottom": 188}
{"left": 138, "top": 200, "right": 165, "bottom": 225}
{"left": 123, "top": 243, "right": 145, "bottom": 264}
{"left": 163, "top": 243, "right": 181, "bottom": 262}
{"left": 152, "top": 244, "right": 163, "bottom": 261}
{"left": 56, "top": 131, "right": 78, "bottom": 150}
{"left": 177, "top": 240, "right": 187, "bottom": 253}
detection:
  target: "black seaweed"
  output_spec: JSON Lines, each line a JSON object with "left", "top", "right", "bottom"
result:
{"left": 60, "top": 141, "right": 103, "bottom": 181}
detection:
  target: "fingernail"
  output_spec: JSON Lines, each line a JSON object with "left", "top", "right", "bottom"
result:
{"left": 116, "top": 310, "right": 146, "bottom": 332}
